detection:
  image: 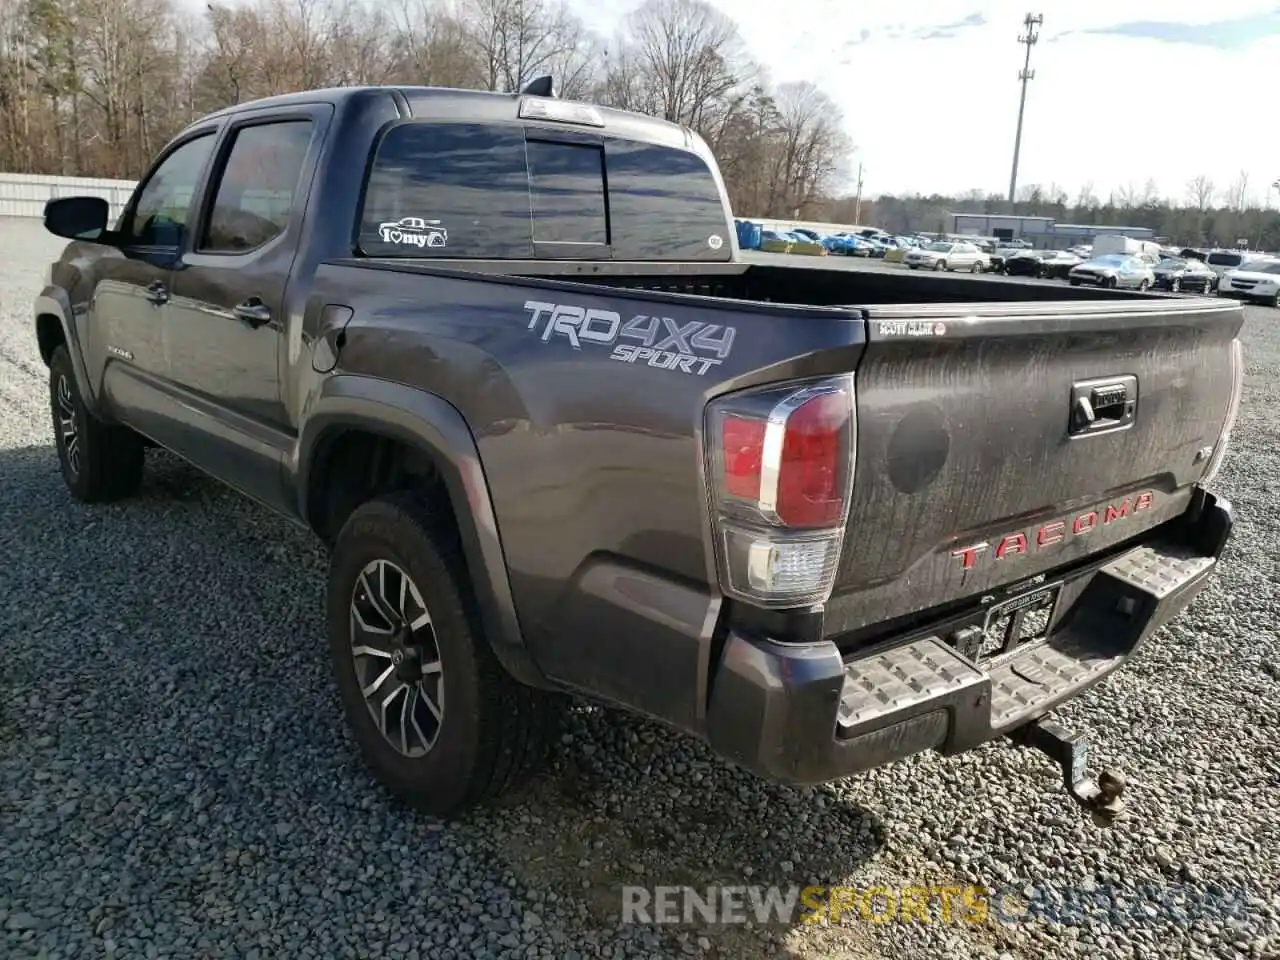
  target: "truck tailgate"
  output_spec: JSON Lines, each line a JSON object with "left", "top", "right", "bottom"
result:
{"left": 824, "top": 298, "right": 1243, "bottom": 636}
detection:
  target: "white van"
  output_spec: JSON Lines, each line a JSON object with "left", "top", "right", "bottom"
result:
{"left": 1204, "top": 249, "right": 1265, "bottom": 278}
{"left": 1091, "top": 234, "right": 1161, "bottom": 263}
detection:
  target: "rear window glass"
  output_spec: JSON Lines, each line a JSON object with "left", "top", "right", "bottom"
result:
{"left": 526, "top": 140, "right": 608, "bottom": 245}
{"left": 359, "top": 122, "right": 533, "bottom": 258}
{"left": 583, "top": 139, "right": 729, "bottom": 260}
{"left": 358, "top": 120, "right": 730, "bottom": 261}
{"left": 1208, "top": 252, "right": 1243, "bottom": 266}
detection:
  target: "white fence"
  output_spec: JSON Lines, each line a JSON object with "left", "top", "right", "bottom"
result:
{"left": 0, "top": 172, "right": 137, "bottom": 220}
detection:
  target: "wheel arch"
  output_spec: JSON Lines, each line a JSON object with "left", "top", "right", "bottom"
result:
{"left": 35, "top": 288, "right": 102, "bottom": 415}
{"left": 295, "top": 375, "right": 547, "bottom": 689}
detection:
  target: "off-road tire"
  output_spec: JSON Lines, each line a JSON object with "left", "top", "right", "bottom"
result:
{"left": 48, "top": 344, "right": 145, "bottom": 503}
{"left": 327, "top": 491, "right": 561, "bottom": 817}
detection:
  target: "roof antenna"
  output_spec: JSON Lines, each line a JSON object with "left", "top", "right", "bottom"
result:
{"left": 521, "top": 75, "right": 557, "bottom": 98}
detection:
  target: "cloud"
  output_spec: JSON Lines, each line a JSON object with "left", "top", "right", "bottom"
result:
{"left": 913, "top": 12, "right": 987, "bottom": 41}
{"left": 1081, "top": 9, "right": 1280, "bottom": 49}
{"left": 841, "top": 10, "right": 985, "bottom": 47}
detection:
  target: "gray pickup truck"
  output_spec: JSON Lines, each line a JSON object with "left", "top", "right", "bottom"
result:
{"left": 35, "top": 79, "right": 1243, "bottom": 824}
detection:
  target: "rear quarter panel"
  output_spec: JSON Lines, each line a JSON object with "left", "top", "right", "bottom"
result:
{"left": 317, "top": 263, "right": 865, "bottom": 690}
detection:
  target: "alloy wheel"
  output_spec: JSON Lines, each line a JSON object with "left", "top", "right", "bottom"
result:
{"left": 56, "top": 374, "right": 80, "bottom": 475}
{"left": 349, "top": 558, "right": 444, "bottom": 757}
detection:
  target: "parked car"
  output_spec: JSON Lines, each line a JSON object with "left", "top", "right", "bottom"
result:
{"left": 1002, "top": 250, "right": 1047, "bottom": 277}
{"left": 1068, "top": 254, "right": 1156, "bottom": 290}
{"left": 904, "top": 240, "right": 987, "bottom": 272}
{"left": 1218, "top": 259, "right": 1280, "bottom": 306}
{"left": 1152, "top": 257, "right": 1217, "bottom": 294}
{"left": 36, "top": 80, "right": 1243, "bottom": 823}
{"left": 1038, "top": 250, "right": 1084, "bottom": 279}
{"left": 1204, "top": 249, "right": 1260, "bottom": 280}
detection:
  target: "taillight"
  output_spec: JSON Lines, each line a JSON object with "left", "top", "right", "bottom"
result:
{"left": 704, "top": 375, "right": 856, "bottom": 608}
{"left": 1202, "top": 337, "right": 1244, "bottom": 483}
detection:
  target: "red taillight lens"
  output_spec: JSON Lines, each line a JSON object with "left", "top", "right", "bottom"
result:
{"left": 705, "top": 375, "right": 855, "bottom": 608}
{"left": 776, "top": 392, "right": 847, "bottom": 527}
{"left": 722, "top": 415, "right": 766, "bottom": 500}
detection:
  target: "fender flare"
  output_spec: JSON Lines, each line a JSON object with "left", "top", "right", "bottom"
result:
{"left": 34, "top": 287, "right": 103, "bottom": 415}
{"left": 294, "top": 375, "right": 548, "bottom": 689}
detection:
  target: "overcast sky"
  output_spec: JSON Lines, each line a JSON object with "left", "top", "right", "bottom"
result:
{"left": 569, "top": 0, "right": 1280, "bottom": 203}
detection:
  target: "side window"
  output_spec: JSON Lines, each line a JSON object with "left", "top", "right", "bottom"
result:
{"left": 201, "top": 120, "right": 314, "bottom": 253}
{"left": 123, "top": 134, "right": 216, "bottom": 247}
{"left": 605, "top": 140, "right": 731, "bottom": 260}
{"left": 359, "top": 122, "right": 533, "bottom": 258}
{"left": 526, "top": 140, "right": 607, "bottom": 245}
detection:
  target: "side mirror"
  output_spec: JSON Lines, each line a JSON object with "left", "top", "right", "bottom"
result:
{"left": 44, "top": 196, "right": 110, "bottom": 241}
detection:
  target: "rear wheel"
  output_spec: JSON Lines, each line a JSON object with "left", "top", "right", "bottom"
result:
{"left": 970, "top": 260, "right": 982, "bottom": 273}
{"left": 48, "top": 345, "right": 145, "bottom": 503}
{"left": 1170, "top": 277, "right": 1181, "bottom": 293}
{"left": 327, "top": 492, "right": 562, "bottom": 817}
{"left": 935, "top": 259, "right": 947, "bottom": 271}
{"left": 1138, "top": 278, "right": 1151, "bottom": 292}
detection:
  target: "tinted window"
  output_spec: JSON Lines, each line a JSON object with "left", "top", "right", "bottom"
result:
{"left": 1208, "top": 252, "right": 1242, "bottom": 266}
{"left": 201, "top": 120, "right": 313, "bottom": 253}
{"left": 124, "top": 134, "right": 216, "bottom": 246}
{"left": 360, "top": 122, "right": 532, "bottom": 258}
{"left": 526, "top": 140, "right": 607, "bottom": 245}
{"left": 605, "top": 140, "right": 730, "bottom": 260}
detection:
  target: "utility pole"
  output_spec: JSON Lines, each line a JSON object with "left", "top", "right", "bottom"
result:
{"left": 853, "top": 163, "right": 865, "bottom": 225}
{"left": 1007, "top": 13, "right": 1043, "bottom": 208}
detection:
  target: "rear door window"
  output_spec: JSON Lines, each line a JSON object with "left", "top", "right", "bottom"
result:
{"left": 359, "top": 122, "right": 534, "bottom": 258}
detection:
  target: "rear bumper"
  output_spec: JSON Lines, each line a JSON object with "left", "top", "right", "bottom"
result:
{"left": 704, "top": 489, "right": 1234, "bottom": 785}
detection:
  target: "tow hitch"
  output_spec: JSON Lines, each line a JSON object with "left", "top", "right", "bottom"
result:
{"left": 1009, "top": 717, "right": 1128, "bottom": 827}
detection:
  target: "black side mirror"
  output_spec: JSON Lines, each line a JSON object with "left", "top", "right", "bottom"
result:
{"left": 44, "top": 196, "right": 110, "bottom": 241}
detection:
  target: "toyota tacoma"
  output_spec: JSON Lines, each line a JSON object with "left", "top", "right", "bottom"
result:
{"left": 34, "top": 80, "right": 1243, "bottom": 823}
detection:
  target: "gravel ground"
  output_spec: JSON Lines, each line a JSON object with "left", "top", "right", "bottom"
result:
{"left": 2, "top": 215, "right": 1278, "bottom": 960}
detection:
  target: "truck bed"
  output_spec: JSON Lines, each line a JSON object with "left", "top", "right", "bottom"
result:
{"left": 345, "top": 254, "right": 1153, "bottom": 308}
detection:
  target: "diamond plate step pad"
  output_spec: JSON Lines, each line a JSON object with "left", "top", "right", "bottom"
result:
{"left": 987, "top": 637, "right": 1124, "bottom": 730}
{"left": 837, "top": 637, "right": 984, "bottom": 730}
{"left": 1103, "top": 545, "right": 1214, "bottom": 599}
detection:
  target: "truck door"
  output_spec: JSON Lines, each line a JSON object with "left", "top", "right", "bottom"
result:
{"left": 90, "top": 132, "right": 218, "bottom": 441}
{"left": 163, "top": 107, "right": 329, "bottom": 512}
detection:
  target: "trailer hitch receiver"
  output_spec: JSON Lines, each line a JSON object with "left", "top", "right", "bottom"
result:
{"left": 1009, "top": 717, "right": 1127, "bottom": 827}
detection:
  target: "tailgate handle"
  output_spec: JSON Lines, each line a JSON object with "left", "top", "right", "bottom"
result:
{"left": 1070, "top": 376, "right": 1137, "bottom": 436}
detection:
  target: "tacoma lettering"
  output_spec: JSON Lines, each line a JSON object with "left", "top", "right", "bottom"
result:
{"left": 952, "top": 492, "right": 1155, "bottom": 570}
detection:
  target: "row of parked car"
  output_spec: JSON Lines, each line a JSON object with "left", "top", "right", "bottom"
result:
{"left": 902, "top": 240, "right": 1280, "bottom": 307}
{"left": 738, "top": 221, "right": 932, "bottom": 258}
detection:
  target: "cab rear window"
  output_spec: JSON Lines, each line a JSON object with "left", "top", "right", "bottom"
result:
{"left": 357, "top": 120, "right": 731, "bottom": 261}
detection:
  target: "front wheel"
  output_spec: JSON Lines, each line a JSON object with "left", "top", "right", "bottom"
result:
{"left": 970, "top": 260, "right": 982, "bottom": 273}
{"left": 48, "top": 345, "right": 145, "bottom": 503}
{"left": 1170, "top": 278, "right": 1181, "bottom": 293}
{"left": 327, "top": 492, "right": 562, "bottom": 817}
{"left": 935, "top": 259, "right": 947, "bottom": 271}
{"left": 1138, "top": 278, "right": 1151, "bottom": 292}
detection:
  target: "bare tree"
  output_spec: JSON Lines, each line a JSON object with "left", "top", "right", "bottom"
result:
{"left": 1186, "top": 174, "right": 1215, "bottom": 211}
{"left": 1115, "top": 181, "right": 1139, "bottom": 209}
{"left": 1226, "top": 170, "right": 1249, "bottom": 210}
{"left": 465, "top": 0, "right": 589, "bottom": 93}
{"left": 618, "top": 0, "right": 751, "bottom": 133}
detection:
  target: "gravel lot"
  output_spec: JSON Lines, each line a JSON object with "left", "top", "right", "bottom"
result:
{"left": 2, "top": 217, "right": 1278, "bottom": 960}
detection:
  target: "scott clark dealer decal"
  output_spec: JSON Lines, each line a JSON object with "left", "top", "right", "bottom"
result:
{"left": 523, "top": 300, "right": 736, "bottom": 376}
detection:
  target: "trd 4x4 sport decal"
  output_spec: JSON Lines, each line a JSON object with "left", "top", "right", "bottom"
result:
{"left": 523, "top": 300, "right": 736, "bottom": 376}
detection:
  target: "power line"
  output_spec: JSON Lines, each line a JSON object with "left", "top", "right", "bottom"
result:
{"left": 1007, "top": 13, "right": 1043, "bottom": 207}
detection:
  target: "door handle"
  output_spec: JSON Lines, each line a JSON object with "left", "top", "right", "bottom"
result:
{"left": 145, "top": 281, "right": 168, "bottom": 306}
{"left": 233, "top": 298, "right": 273, "bottom": 329}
